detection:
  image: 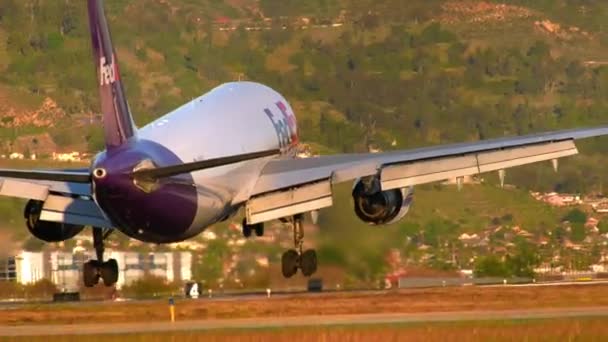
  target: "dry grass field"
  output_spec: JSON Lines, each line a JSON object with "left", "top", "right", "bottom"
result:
{"left": 2, "top": 319, "right": 608, "bottom": 342}
{"left": 3, "top": 284, "right": 608, "bottom": 325}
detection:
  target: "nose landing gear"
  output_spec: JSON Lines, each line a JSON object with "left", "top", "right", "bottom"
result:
{"left": 281, "top": 214, "right": 318, "bottom": 278}
{"left": 83, "top": 227, "right": 119, "bottom": 287}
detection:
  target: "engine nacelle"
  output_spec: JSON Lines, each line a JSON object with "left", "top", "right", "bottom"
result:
{"left": 24, "top": 200, "right": 84, "bottom": 242}
{"left": 352, "top": 176, "right": 413, "bottom": 225}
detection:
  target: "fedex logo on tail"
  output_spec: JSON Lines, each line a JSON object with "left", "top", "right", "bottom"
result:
{"left": 265, "top": 101, "right": 299, "bottom": 149}
{"left": 99, "top": 55, "right": 118, "bottom": 86}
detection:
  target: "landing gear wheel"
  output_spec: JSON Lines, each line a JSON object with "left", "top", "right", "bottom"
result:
{"left": 100, "top": 259, "right": 119, "bottom": 287}
{"left": 300, "top": 249, "right": 318, "bottom": 277}
{"left": 254, "top": 223, "right": 264, "bottom": 237}
{"left": 83, "top": 260, "right": 100, "bottom": 288}
{"left": 243, "top": 225, "right": 252, "bottom": 238}
{"left": 83, "top": 227, "right": 119, "bottom": 287}
{"left": 242, "top": 218, "right": 252, "bottom": 238}
{"left": 281, "top": 249, "right": 299, "bottom": 278}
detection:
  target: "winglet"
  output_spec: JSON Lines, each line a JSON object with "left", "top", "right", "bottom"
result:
{"left": 87, "top": 0, "right": 137, "bottom": 149}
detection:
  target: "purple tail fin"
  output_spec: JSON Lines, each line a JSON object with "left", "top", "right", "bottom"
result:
{"left": 87, "top": 0, "right": 137, "bottom": 149}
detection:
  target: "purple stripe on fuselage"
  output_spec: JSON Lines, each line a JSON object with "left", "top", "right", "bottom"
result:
{"left": 92, "top": 139, "right": 198, "bottom": 243}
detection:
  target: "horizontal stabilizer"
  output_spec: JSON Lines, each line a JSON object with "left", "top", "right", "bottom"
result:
{"left": 0, "top": 169, "right": 91, "bottom": 183}
{"left": 132, "top": 149, "right": 280, "bottom": 180}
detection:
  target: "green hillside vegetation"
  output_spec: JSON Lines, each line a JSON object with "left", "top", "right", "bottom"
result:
{"left": 1, "top": 1, "right": 608, "bottom": 191}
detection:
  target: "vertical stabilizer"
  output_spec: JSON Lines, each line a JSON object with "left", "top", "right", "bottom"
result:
{"left": 87, "top": 0, "right": 137, "bottom": 148}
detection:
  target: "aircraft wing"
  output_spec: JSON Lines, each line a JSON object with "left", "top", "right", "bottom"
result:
{"left": 244, "top": 126, "right": 608, "bottom": 224}
{"left": 0, "top": 169, "right": 112, "bottom": 228}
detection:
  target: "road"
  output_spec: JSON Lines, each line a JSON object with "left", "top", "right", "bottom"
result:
{"left": 2, "top": 306, "right": 608, "bottom": 336}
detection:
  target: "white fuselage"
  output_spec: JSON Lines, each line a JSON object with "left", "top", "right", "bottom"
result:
{"left": 138, "top": 81, "right": 298, "bottom": 233}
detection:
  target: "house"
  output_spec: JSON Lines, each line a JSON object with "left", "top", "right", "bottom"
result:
{"left": 202, "top": 231, "right": 217, "bottom": 241}
{"left": 417, "top": 244, "right": 431, "bottom": 251}
{"left": 169, "top": 240, "right": 204, "bottom": 250}
{"left": 535, "top": 263, "right": 562, "bottom": 274}
{"left": 586, "top": 217, "right": 600, "bottom": 229}
{"left": 593, "top": 203, "right": 608, "bottom": 213}
{"left": 458, "top": 233, "right": 484, "bottom": 246}
{"left": 516, "top": 229, "right": 533, "bottom": 238}
{"left": 536, "top": 192, "right": 582, "bottom": 207}
{"left": 444, "top": 175, "right": 479, "bottom": 185}
{"left": 584, "top": 236, "right": 595, "bottom": 244}
{"left": 537, "top": 235, "right": 550, "bottom": 246}
{"left": 9, "top": 152, "right": 24, "bottom": 160}
{"left": 458, "top": 233, "right": 479, "bottom": 241}
{"left": 255, "top": 256, "right": 269, "bottom": 268}
{"left": 52, "top": 151, "right": 81, "bottom": 162}
{"left": 563, "top": 239, "right": 583, "bottom": 250}
{"left": 215, "top": 16, "right": 231, "bottom": 25}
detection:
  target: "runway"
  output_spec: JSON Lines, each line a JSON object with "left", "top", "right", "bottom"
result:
{"left": 2, "top": 306, "right": 608, "bottom": 336}
{"left": 2, "top": 279, "right": 607, "bottom": 310}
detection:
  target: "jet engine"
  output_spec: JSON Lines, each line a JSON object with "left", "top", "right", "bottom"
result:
{"left": 352, "top": 176, "right": 413, "bottom": 225}
{"left": 24, "top": 200, "right": 84, "bottom": 242}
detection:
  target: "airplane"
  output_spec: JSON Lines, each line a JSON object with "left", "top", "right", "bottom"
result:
{"left": 3, "top": 0, "right": 608, "bottom": 287}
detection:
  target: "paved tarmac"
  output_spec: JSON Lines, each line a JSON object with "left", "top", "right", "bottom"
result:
{"left": 2, "top": 306, "right": 608, "bottom": 336}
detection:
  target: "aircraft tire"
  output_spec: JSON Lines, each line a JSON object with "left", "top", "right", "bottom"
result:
{"left": 300, "top": 249, "right": 318, "bottom": 277}
{"left": 242, "top": 218, "right": 253, "bottom": 238}
{"left": 281, "top": 249, "right": 299, "bottom": 278}
{"left": 83, "top": 260, "right": 100, "bottom": 287}
{"left": 101, "top": 259, "right": 119, "bottom": 287}
{"left": 254, "top": 223, "right": 264, "bottom": 237}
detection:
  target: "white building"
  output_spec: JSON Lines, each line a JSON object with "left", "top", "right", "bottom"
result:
{"left": 16, "top": 251, "right": 46, "bottom": 284}
{"left": 3, "top": 250, "right": 192, "bottom": 290}
{"left": 52, "top": 152, "right": 81, "bottom": 162}
{"left": 9, "top": 152, "right": 24, "bottom": 160}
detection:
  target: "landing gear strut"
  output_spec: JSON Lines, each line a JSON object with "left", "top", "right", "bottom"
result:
{"left": 83, "top": 227, "right": 119, "bottom": 287}
{"left": 281, "top": 214, "right": 318, "bottom": 278}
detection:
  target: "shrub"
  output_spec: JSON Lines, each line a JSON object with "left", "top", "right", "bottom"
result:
{"left": 121, "top": 275, "right": 181, "bottom": 299}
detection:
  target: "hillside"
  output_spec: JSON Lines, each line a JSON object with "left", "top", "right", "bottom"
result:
{"left": 0, "top": 1, "right": 607, "bottom": 191}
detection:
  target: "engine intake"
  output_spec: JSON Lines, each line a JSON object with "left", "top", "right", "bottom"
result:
{"left": 352, "top": 176, "right": 413, "bottom": 225}
{"left": 24, "top": 200, "right": 84, "bottom": 242}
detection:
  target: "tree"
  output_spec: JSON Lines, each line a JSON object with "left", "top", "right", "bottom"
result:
{"left": 22, "top": 237, "right": 45, "bottom": 252}
{"left": 474, "top": 255, "right": 508, "bottom": 277}
{"left": 505, "top": 242, "right": 539, "bottom": 278}
{"left": 562, "top": 209, "right": 587, "bottom": 224}
{"left": 598, "top": 221, "right": 608, "bottom": 234}
{"left": 121, "top": 275, "right": 180, "bottom": 298}
{"left": 192, "top": 239, "right": 229, "bottom": 285}
{"left": 570, "top": 223, "right": 586, "bottom": 243}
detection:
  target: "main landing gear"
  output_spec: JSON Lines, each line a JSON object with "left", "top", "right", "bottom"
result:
{"left": 83, "top": 227, "right": 119, "bottom": 287}
{"left": 242, "top": 218, "right": 264, "bottom": 238}
{"left": 281, "top": 214, "right": 317, "bottom": 279}
{"left": 241, "top": 215, "right": 318, "bottom": 278}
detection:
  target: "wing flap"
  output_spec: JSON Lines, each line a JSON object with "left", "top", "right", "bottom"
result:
{"left": 381, "top": 140, "right": 577, "bottom": 189}
{"left": 0, "top": 179, "right": 50, "bottom": 200}
{"left": 246, "top": 180, "right": 333, "bottom": 224}
{"left": 39, "top": 195, "right": 112, "bottom": 227}
{"left": 382, "top": 155, "right": 479, "bottom": 190}
{"left": 476, "top": 140, "right": 577, "bottom": 172}
{"left": 40, "top": 210, "right": 112, "bottom": 227}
